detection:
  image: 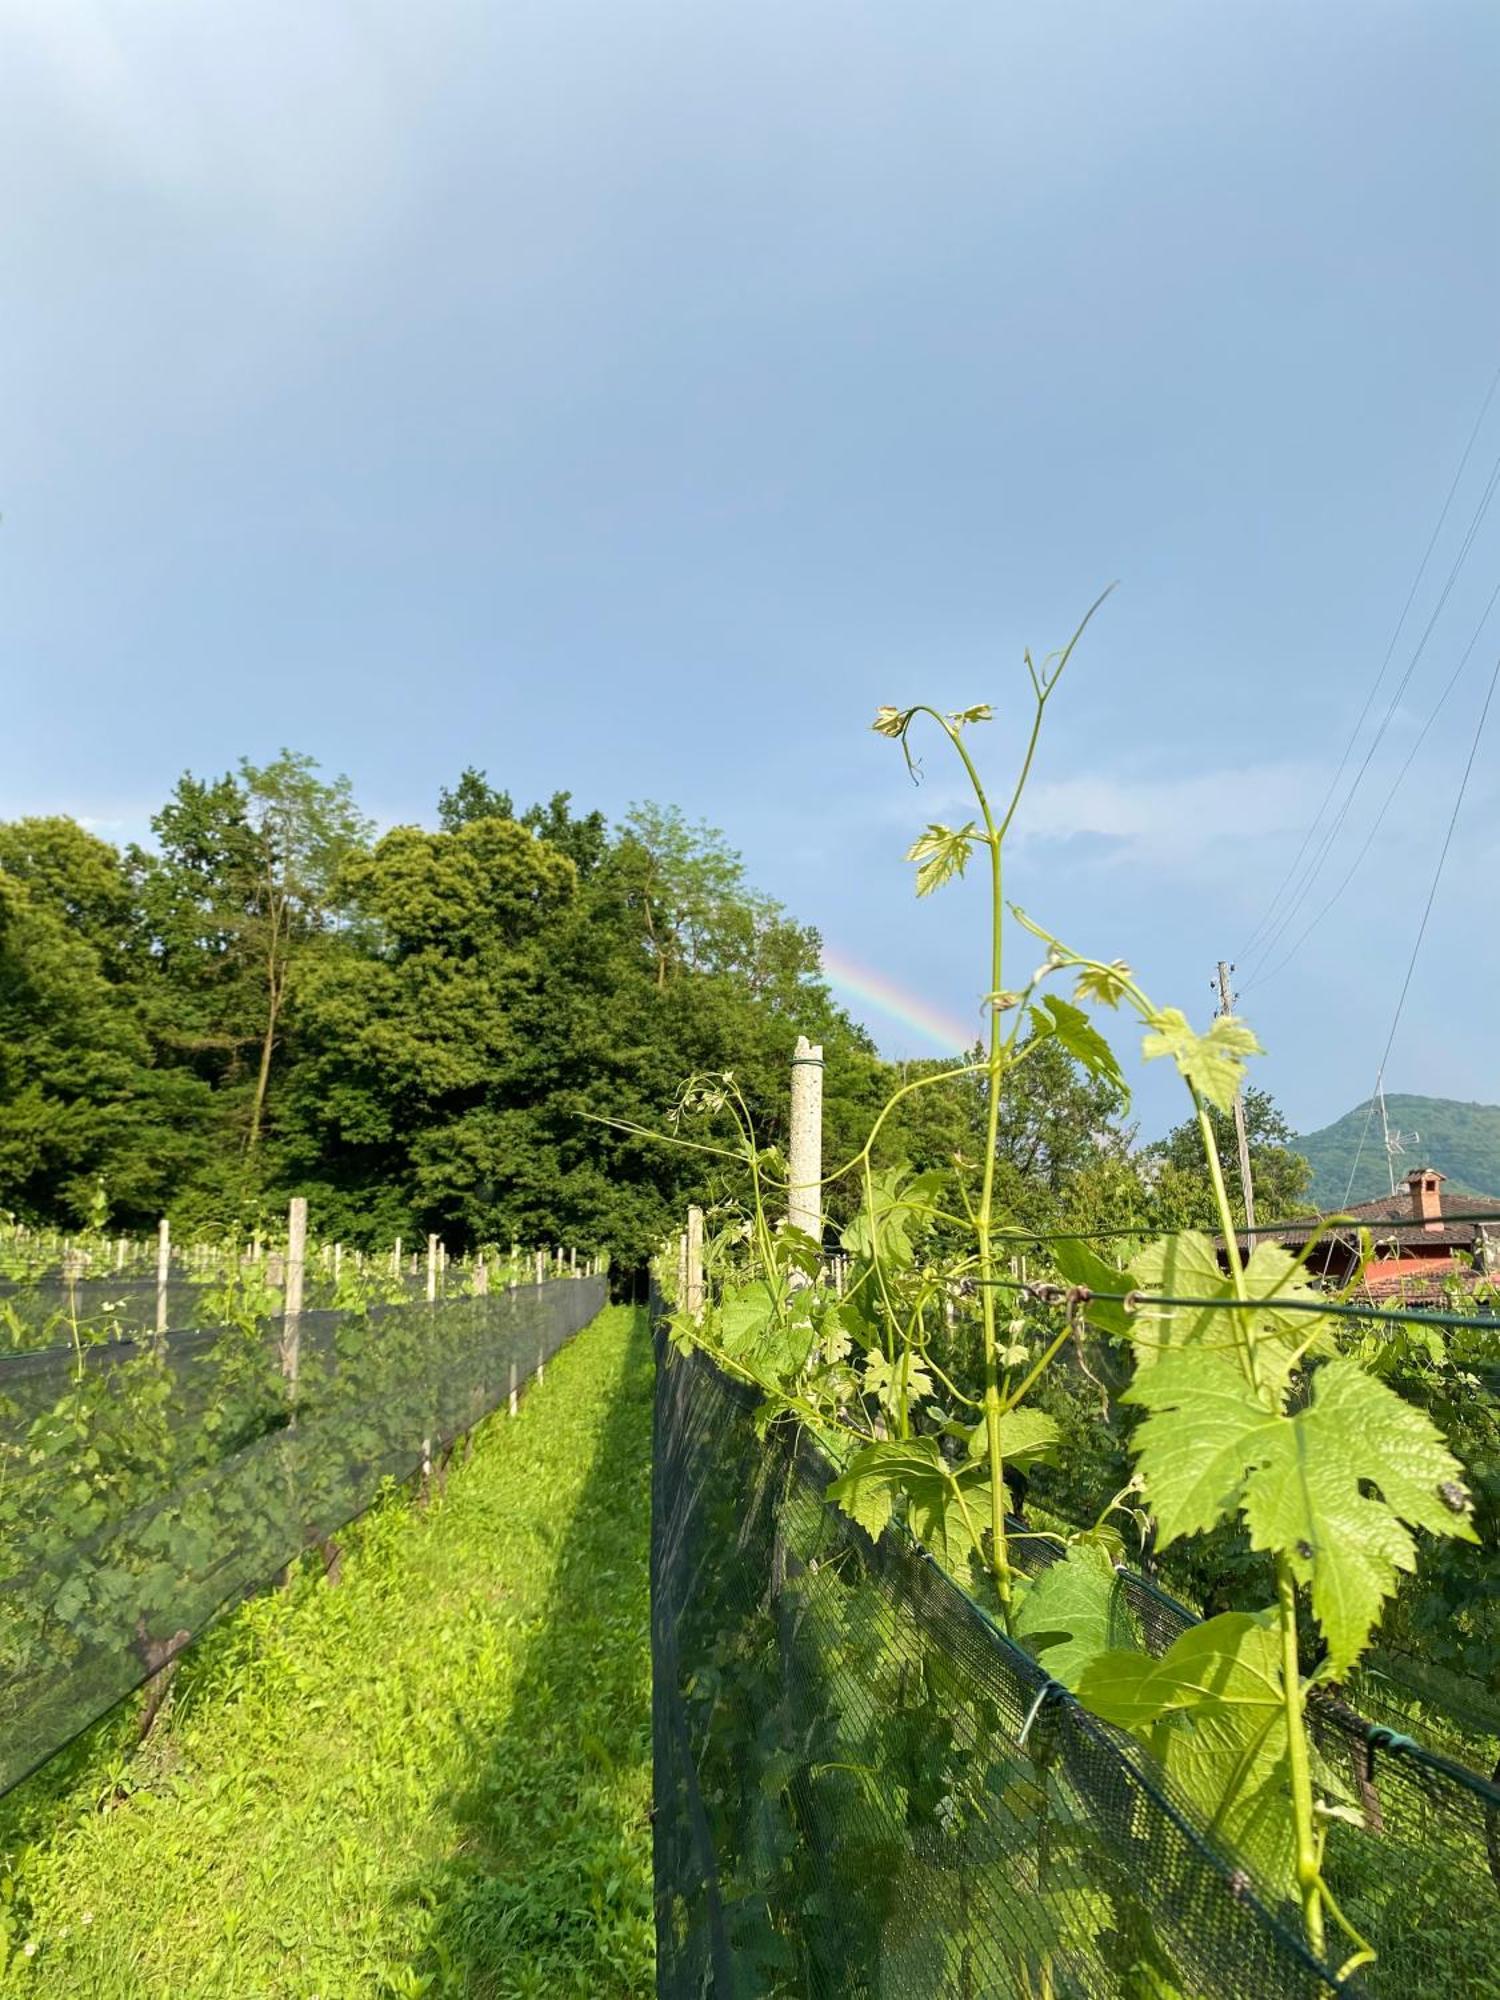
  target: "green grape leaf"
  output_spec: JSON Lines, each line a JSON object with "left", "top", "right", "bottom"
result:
{"left": 1237, "top": 1241, "right": 1339, "bottom": 1364}
{"left": 861, "top": 1349, "right": 936, "bottom": 1414}
{"left": 1035, "top": 995, "right": 1125, "bottom": 1094}
{"left": 905, "top": 822, "right": 979, "bottom": 897}
{"left": 1012, "top": 1542, "right": 1135, "bottom": 1690}
{"left": 775, "top": 1224, "right": 824, "bottom": 1281}
{"left": 1241, "top": 1356, "right": 1477, "bottom": 1674}
{"left": 908, "top": 1471, "right": 990, "bottom": 1573}
{"left": 1077, "top": 1611, "right": 1294, "bottom": 1894}
{"left": 1140, "top": 1009, "right": 1262, "bottom": 1113}
{"left": 827, "top": 1438, "right": 990, "bottom": 1572}
{"left": 1129, "top": 1231, "right": 1230, "bottom": 1365}
{"left": 826, "top": 1438, "right": 947, "bottom": 1546}
{"left": 840, "top": 1166, "right": 946, "bottom": 1269}
{"left": 713, "top": 1281, "right": 777, "bottom": 1359}
{"left": 1048, "top": 1236, "right": 1137, "bottom": 1341}
{"left": 1122, "top": 1347, "right": 1278, "bottom": 1545}
{"left": 966, "top": 1406, "right": 1061, "bottom": 1469}
{"left": 1131, "top": 1232, "right": 1321, "bottom": 1402}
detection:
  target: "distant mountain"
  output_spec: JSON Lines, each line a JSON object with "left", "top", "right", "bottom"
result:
{"left": 1296, "top": 1095, "right": 1500, "bottom": 1208}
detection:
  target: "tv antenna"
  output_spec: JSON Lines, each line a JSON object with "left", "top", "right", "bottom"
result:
{"left": 1376, "top": 1076, "right": 1418, "bottom": 1195}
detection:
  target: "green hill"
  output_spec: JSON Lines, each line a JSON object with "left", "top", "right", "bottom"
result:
{"left": 1297, "top": 1095, "right": 1500, "bottom": 1208}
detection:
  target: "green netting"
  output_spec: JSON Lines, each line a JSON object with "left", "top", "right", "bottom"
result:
{"left": 0, "top": 1275, "right": 607, "bottom": 1798}
{"left": 651, "top": 1316, "right": 1354, "bottom": 2000}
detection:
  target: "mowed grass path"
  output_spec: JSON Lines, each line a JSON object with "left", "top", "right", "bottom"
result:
{"left": 1, "top": 1306, "right": 654, "bottom": 1999}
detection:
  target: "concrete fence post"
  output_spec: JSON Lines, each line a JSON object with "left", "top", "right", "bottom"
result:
{"left": 788, "top": 1036, "right": 824, "bottom": 1268}
{"left": 281, "top": 1197, "right": 307, "bottom": 1399}
{"left": 155, "top": 1218, "right": 171, "bottom": 1336}
{"left": 686, "top": 1206, "right": 704, "bottom": 1320}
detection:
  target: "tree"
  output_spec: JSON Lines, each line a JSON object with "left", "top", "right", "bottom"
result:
{"left": 1145, "top": 1086, "right": 1313, "bottom": 1230}
{"left": 438, "top": 769, "right": 609, "bottom": 878}
{"left": 275, "top": 817, "right": 578, "bottom": 1241}
{"left": 0, "top": 874, "right": 211, "bottom": 1223}
{"left": 238, "top": 752, "right": 372, "bottom": 1154}
{"left": 438, "top": 767, "right": 514, "bottom": 830}
{"left": 0, "top": 766, "right": 892, "bottom": 1253}
{"left": 133, "top": 754, "right": 371, "bottom": 1166}
{"left": 875, "top": 1032, "right": 1138, "bottom": 1223}
{"left": 616, "top": 801, "right": 819, "bottom": 995}
{"left": 0, "top": 817, "right": 139, "bottom": 978}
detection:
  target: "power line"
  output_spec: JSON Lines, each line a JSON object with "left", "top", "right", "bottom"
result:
{"left": 1242, "top": 441, "right": 1500, "bottom": 983}
{"left": 1246, "top": 572, "right": 1500, "bottom": 993}
{"left": 1237, "top": 356, "right": 1500, "bottom": 970}
{"left": 1342, "top": 644, "right": 1500, "bottom": 1203}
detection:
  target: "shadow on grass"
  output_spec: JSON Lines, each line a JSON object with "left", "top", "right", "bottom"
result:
{"left": 403, "top": 1310, "right": 656, "bottom": 2000}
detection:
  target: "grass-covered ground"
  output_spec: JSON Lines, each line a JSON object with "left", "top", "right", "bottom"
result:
{"left": 0, "top": 1304, "right": 654, "bottom": 1998}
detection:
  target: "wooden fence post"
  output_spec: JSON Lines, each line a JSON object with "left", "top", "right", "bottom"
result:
{"left": 534, "top": 1249, "right": 545, "bottom": 1287}
{"left": 427, "top": 1234, "right": 439, "bottom": 1304}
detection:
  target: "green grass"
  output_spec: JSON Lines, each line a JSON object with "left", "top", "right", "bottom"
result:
{"left": 0, "top": 1305, "right": 655, "bottom": 1998}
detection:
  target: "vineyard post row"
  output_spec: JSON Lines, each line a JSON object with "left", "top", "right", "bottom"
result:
{"left": 2, "top": 1214, "right": 606, "bottom": 1303}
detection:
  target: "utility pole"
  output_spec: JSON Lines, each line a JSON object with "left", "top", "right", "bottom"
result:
{"left": 1215, "top": 961, "right": 1257, "bottom": 1251}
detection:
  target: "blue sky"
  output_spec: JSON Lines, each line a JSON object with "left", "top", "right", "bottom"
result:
{"left": 4, "top": 1, "right": 1499, "bottom": 1140}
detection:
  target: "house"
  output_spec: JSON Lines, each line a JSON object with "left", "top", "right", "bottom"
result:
{"left": 1236, "top": 1167, "right": 1500, "bottom": 1305}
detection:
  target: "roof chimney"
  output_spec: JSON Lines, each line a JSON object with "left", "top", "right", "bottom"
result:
{"left": 1407, "top": 1166, "right": 1445, "bottom": 1230}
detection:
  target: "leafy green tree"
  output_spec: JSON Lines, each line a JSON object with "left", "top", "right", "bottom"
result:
{"left": 0, "top": 766, "right": 882, "bottom": 1256}
{"left": 237, "top": 752, "right": 372, "bottom": 1154}
{"left": 133, "top": 754, "right": 370, "bottom": 1168}
{"left": 0, "top": 874, "right": 211, "bottom": 1223}
{"left": 877, "top": 1032, "right": 1141, "bottom": 1231}
{"left": 617, "top": 801, "right": 818, "bottom": 996}
{"left": 437, "top": 767, "right": 515, "bottom": 830}
{"left": 0, "top": 818, "right": 139, "bottom": 978}
{"left": 438, "top": 769, "right": 608, "bottom": 877}
{"left": 1145, "top": 1086, "right": 1313, "bottom": 1230}
{"left": 275, "top": 816, "right": 578, "bottom": 1241}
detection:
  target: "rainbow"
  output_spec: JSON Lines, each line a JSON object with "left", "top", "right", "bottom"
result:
{"left": 820, "top": 946, "right": 980, "bottom": 1055}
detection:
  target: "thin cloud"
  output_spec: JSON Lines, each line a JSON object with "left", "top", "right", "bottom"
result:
{"left": 2, "top": 1, "right": 409, "bottom": 248}
{"left": 1015, "top": 762, "right": 1328, "bottom": 868}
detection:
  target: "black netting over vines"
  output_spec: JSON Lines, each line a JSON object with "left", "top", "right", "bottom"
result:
{"left": 651, "top": 1318, "right": 1354, "bottom": 2000}
{"left": 0, "top": 1275, "right": 606, "bottom": 1798}
{"left": 0, "top": 1271, "right": 431, "bottom": 1348}
{"left": 1007, "top": 1526, "right": 1500, "bottom": 1999}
